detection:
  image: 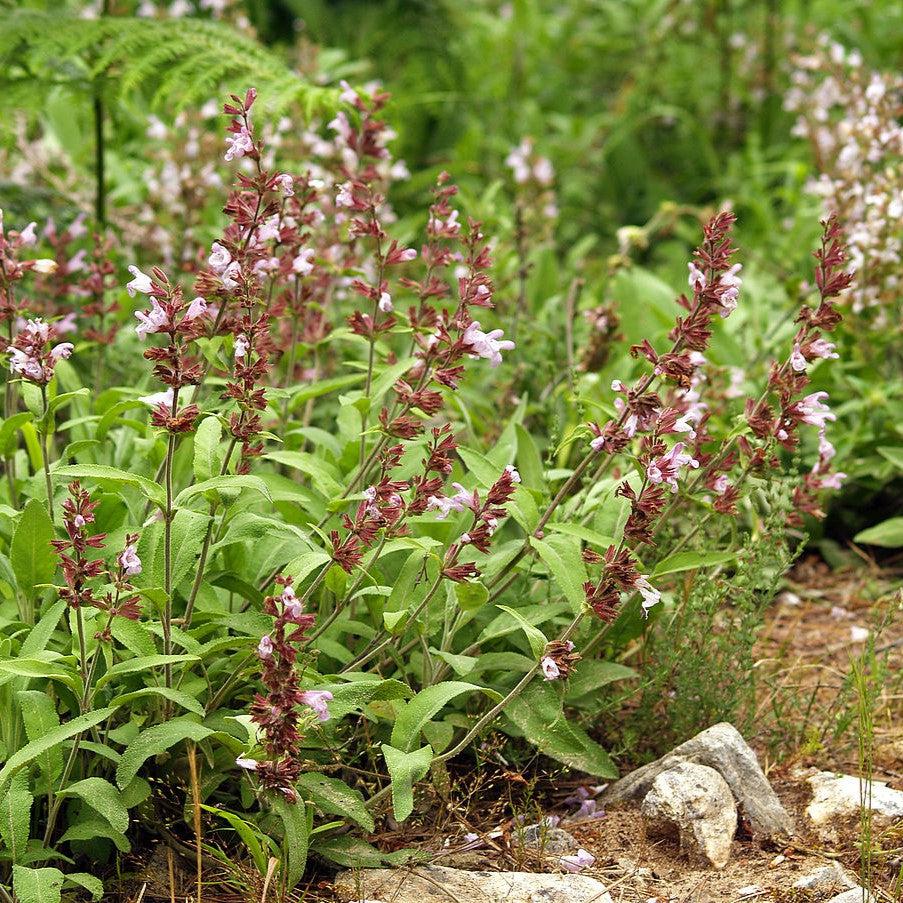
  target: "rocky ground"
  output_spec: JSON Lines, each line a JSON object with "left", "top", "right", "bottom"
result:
{"left": 323, "top": 557, "right": 902, "bottom": 903}
{"left": 122, "top": 557, "right": 902, "bottom": 902}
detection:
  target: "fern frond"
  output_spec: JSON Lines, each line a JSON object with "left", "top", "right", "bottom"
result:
{"left": 0, "top": 10, "right": 340, "bottom": 119}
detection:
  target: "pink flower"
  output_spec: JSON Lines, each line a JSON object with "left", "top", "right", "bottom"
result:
{"left": 139, "top": 387, "right": 175, "bottom": 409}
{"left": 688, "top": 261, "right": 707, "bottom": 289}
{"left": 184, "top": 297, "right": 208, "bottom": 321}
{"left": 220, "top": 261, "right": 242, "bottom": 290}
{"left": 208, "top": 242, "right": 232, "bottom": 275}
{"left": 276, "top": 173, "right": 294, "bottom": 197}
{"left": 292, "top": 249, "right": 315, "bottom": 276}
{"left": 134, "top": 299, "right": 169, "bottom": 339}
{"left": 560, "top": 849, "right": 596, "bottom": 873}
{"left": 126, "top": 265, "right": 154, "bottom": 297}
{"left": 257, "top": 635, "right": 274, "bottom": 659}
{"left": 541, "top": 657, "right": 561, "bottom": 680}
{"left": 224, "top": 127, "right": 253, "bottom": 162}
{"left": 9, "top": 348, "right": 44, "bottom": 381}
{"left": 462, "top": 321, "right": 515, "bottom": 368}
{"left": 234, "top": 334, "right": 250, "bottom": 359}
{"left": 299, "top": 689, "right": 333, "bottom": 722}
{"left": 336, "top": 182, "right": 355, "bottom": 208}
{"left": 19, "top": 222, "right": 37, "bottom": 247}
{"left": 235, "top": 757, "right": 258, "bottom": 771}
{"left": 505, "top": 464, "right": 521, "bottom": 483}
{"left": 378, "top": 292, "right": 393, "bottom": 313}
{"left": 118, "top": 544, "right": 142, "bottom": 576}
{"left": 794, "top": 391, "right": 836, "bottom": 429}
{"left": 790, "top": 345, "right": 807, "bottom": 372}
{"left": 50, "top": 342, "right": 74, "bottom": 362}
{"left": 634, "top": 576, "right": 661, "bottom": 614}
{"left": 646, "top": 442, "right": 699, "bottom": 492}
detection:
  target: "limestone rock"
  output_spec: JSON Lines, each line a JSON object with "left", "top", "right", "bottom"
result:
{"left": 640, "top": 761, "right": 737, "bottom": 869}
{"left": 793, "top": 862, "right": 857, "bottom": 891}
{"left": 334, "top": 864, "right": 613, "bottom": 903}
{"left": 806, "top": 770, "right": 903, "bottom": 825}
{"left": 601, "top": 723, "right": 793, "bottom": 839}
{"left": 826, "top": 889, "right": 878, "bottom": 903}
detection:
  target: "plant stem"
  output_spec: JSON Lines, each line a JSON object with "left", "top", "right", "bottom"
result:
{"left": 162, "top": 398, "right": 178, "bottom": 692}
{"left": 40, "top": 384, "right": 55, "bottom": 521}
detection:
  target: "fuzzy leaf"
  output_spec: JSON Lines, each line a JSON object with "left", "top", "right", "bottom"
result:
{"left": 116, "top": 719, "right": 213, "bottom": 789}
{"left": 296, "top": 773, "right": 374, "bottom": 832}
{"left": 0, "top": 773, "right": 33, "bottom": 863}
{"left": 380, "top": 743, "right": 433, "bottom": 822}
{"left": 12, "top": 866, "right": 64, "bottom": 903}
{"left": 10, "top": 499, "right": 56, "bottom": 602}
{"left": 57, "top": 777, "right": 130, "bottom": 834}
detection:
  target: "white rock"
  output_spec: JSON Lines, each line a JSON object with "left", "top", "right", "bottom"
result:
{"left": 793, "top": 862, "right": 857, "bottom": 890}
{"left": 517, "top": 822, "right": 578, "bottom": 854}
{"left": 806, "top": 770, "right": 903, "bottom": 825}
{"left": 602, "top": 723, "right": 793, "bottom": 839}
{"left": 640, "top": 761, "right": 737, "bottom": 869}
{"left": 334, "top": 865, "right": 614, "bottom": 903}
{"left": 826, "top": 889, "right": 878, "bottom": 903}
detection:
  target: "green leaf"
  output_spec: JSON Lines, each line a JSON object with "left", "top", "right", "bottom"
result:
{"left": 318, "top": 678, "right": 412, "bottom": 720}
{"left": 10, "top": 499, "right": 56, "bottom": 601}
{"left": 175, "top": 474, "right": 272, "bottom": 506}
{"left": 271, "top": 797, "right": 309, "bottom": 889}
{"left": 12, "top": 865, "right": 64, "bottom": 903}
{"left": 456, "top": 447, "right": 502, "bottom": 488}
{"left": 504, "top": 682, "right": 617, "bottom": 778}
{"left": 15, "top": 690, "right": 63, "bottom": 789}
{"left": 54, "top": 464, "right": 165, "bottom": 508}
{"left": 565, "top": 659, "right": 637, "bottom": 701}
{"left": 454, "top": 580, "right": 489, "bottom": 612}
{"left": 170, "top": 509, "right": 212, "bottom": 589}
{"left": 262, "top": 451, "right": 341, "bottom": 497}
{"left": 46, "top": 387, "right": 90, "bottom": 419}
{"left": 116, "top": 719, "right": 213, "bottom": 789}
{"left": 546, "top": 523, "right": 618, "bottom": 548}
{"left": 20, "top": 601, "right": 66, "bottom": 656}
{"left": 380, "top": 744, "right": 433, "bottom": 822}
{"left": 283, "top": 549, "right": 331, "bottom": 584}
{"left": 877, "top": 446, "right": 903, "bottom": 470}
{"left": 200, "top": 805, "right": 270, "bottom": 875}
{"left": 651, "top": 550, "right": 736, "bottom": 577}
{"left": 288, "top": 374, "right": 365, "bottom": 411}
{"left": 0, "top": 411, "right": 35, "bottom": 453}
{"left": 95, "top": 654, "right": 199, "bottom": 690}
{"left": 108, "top": 687, "right": 205, "bottom": 716}
{"left": 0, "top": 708, "right": 116, "bottom": 791}
{"left": 0, "top": 773, "right": 33, "bottom": 863}
{"left": 193, "top": 415, "right": 223, "bottom": 482}
{"left": 63, "top": 874, "right": 104, "bottom": 901}
{"left": 494, "top": 605, "right": 548, "bottom": 659}
{"left": 58, "top": 818, "right": 130, "bottom": 852}
{"left": 533, "top": 536, "right": 587, "bottom": 613}
{"left": 57, "top": 777, "right": 129, "bottom": 834}
{"left": 296, "top": 773, "right": 374, "bottom": 832}
{"left": 313, "top": 834, "right": 382, "bottom": 867}
{"left": 390, "top": 681, "right": 498, "bottom": 752}
{"left": 855, "top": 517, "right": 903, "bottom": 548}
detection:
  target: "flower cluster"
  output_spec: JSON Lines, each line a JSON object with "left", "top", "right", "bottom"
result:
{"left": 243, "top": 576, "right": 330, "bottom": 801}
{"left": 50, "top": 482, "right": 142, "bottom": 626}
{"left": 131, "top": 266, "right": 208, "bottom": 432}
{"left": 785, "top": 40, "right": 901, "bottom": 319}
{"left": 6, "top": 318, "right": 73, "bottom": 385}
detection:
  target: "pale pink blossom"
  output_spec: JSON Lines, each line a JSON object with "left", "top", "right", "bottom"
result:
{"left": 126, "top": 265, "right": 154, "bottom": 297}
{"left": 184, "top": 297, "right": 208, "bottom": 320}
{"left": 541, "top": 657, "right": 561, "bottom": 680}
{"left": 462, "top": 321, "right": 515, "bottom": 368}
{"left": 378, "top": 292, "right": 393, "bottom": 313}
{"left": 134, "top": 300, "right": 169, "bottom": 339}
{"left": 292, "top": 249, "right": 315, "bottom": 276}
{"left": 257, "top": 635, "right": 274, "bottom": 659}
{"left": 634, "top": 576, "right": 661, "bottom": 614}
{"left": 560, "top": 849, "right": 595, "bottom": 873}
{"left": 224, "top": 127, "right": 253, "bottom": 162}
{"left": 208, "top": 242, "right": 232, "bottom": 274}
{"left": 299, "top": 689, "right": 333, "bottom": 722}
{"left": 118, "top": 544, "right": 142, "bottom": 576}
